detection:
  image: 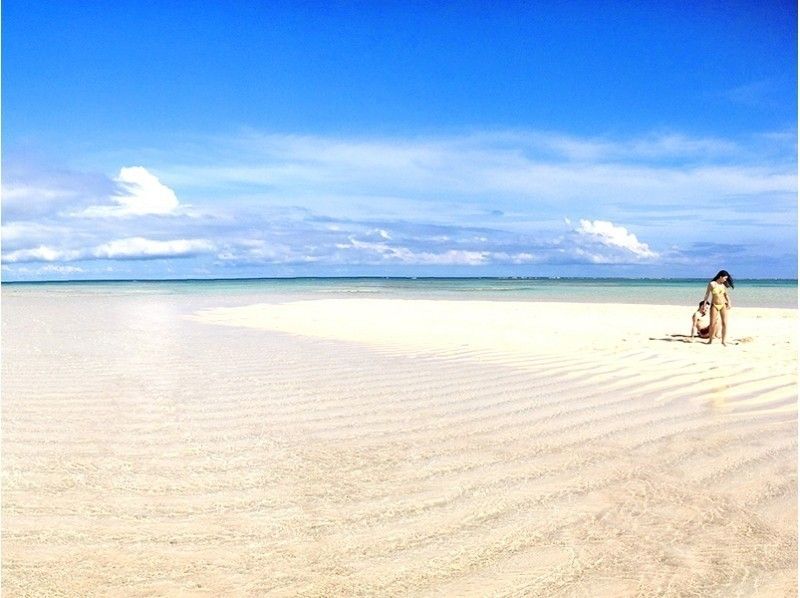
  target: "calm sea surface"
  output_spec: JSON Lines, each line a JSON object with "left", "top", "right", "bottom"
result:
{"left": 2, "top": 278, "right": 796, "bottom": 308}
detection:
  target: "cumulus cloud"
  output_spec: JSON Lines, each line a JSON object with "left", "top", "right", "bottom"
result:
{"left": 78, "top": 167, "right": 182, "bottom": 217}
{"left": 2, "top": 245, "right": 82, "bottom": 263}
{"left": 574, "top": 219, "right": 658, "bottom": 259}
{"left": 2, "top": 237, "right": 215, "bottom": 263}
{"left": 92, "top": 237, "right": 215, "bottom": 259}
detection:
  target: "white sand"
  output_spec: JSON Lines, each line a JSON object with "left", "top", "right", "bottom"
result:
{"left": 3, "top": 294, "right": 796, "bottom": 596}
{"left": 193, "top": 299, "right": 797, "bottom": 375}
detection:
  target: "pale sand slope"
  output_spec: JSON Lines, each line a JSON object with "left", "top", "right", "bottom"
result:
{"left": 3, "top": 294, "right": 796, "bottom": 597}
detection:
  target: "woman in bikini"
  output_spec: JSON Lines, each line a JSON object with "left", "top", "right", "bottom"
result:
{"left": 702, "top": 270, "right": 734, "bottom": 345}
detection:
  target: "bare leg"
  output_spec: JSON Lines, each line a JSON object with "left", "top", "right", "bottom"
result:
{"left": 707, "top": 308, "right": 718, "bottom": 344}
{"left": 720, "top": 307, "right": 728, "bottom": 346}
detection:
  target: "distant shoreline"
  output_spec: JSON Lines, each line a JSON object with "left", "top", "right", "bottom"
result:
{"left": 3, "top": 277, "right": 796, "bottom": 309}
{"left": 3, "top": 276, "right": 797, "bottom": 285}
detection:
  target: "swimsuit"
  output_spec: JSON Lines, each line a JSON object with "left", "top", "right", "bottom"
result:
{"left": 711, "top": 285, "right": 726, "bottom": 311}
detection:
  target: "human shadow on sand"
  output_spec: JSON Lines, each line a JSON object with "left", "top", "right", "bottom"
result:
{"left": 649, "top": 334, "right": 753, "bottom": 345}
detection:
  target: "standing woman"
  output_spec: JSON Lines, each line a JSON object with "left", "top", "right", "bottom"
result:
{"left": 702, "top": 270, "right": 734, "bottom": 345}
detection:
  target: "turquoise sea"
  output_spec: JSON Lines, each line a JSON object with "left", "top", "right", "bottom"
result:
{"left": 2, "top": 278, "right": 796, "bottom": 308}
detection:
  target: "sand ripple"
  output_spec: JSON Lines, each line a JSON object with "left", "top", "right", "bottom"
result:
{"left": 2, "top": 295, "right": 796, "bottom": 596}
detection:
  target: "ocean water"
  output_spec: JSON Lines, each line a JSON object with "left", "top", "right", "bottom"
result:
{"left": 2, "top": 278, "right": 796, "bottom": 308}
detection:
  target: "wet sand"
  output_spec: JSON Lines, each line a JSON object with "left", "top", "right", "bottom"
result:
{"left": 2, "top": 292, "right": 796, "bottom": 596}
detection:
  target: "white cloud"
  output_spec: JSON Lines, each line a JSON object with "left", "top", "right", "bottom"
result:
{"left": 575, "top": 219, "right": 658, "bottom": 259}
{"left": 92, "top": 237, "right": 214, "bottom": 259}
{"left": 491, "top": 251, "right": 538, "bottom": 264}
{"left": 2, "top": 127, "right": 794, "bottom": 278}
{"left": 2, "top": 237, "right": 216, "bottom": 263}
{"left": 78, "top": 167, "right": 181, "bottom": 217}
{"left": 337, "top": 237, "right": 489, "bottom": 265}
{"left": 216, "top": 239, "right": 318, "bottom": 264}
{"left": 395, "top": 248, "right": 489, "bottom": 265}
{"left": 335, "top": 237, "right": 540, "bottom": 265}
{"left": 2, "top": 245, "right": 82, "bottom": 263}
{"left": 573, "top": 247, "right": 610, "bottom": 264}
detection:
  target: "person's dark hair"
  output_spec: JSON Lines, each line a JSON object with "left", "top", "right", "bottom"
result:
{"left": 712, "top": 270, "right": 734, "bottom": 289}
{"left": 698, "top": 300, "right": 707, "bottom": 308}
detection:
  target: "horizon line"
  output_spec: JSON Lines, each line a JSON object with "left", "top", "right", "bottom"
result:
{"left": 2, "top": 275, "right": 798, "bottom": 285}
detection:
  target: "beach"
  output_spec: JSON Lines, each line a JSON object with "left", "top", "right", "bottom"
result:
{"left": 2, "top": 288, "right": 796, "bottom": 596}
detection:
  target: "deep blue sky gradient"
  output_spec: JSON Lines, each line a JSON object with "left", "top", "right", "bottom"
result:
{"left": 5, "top": 1, "right": 796, "bottom": 142}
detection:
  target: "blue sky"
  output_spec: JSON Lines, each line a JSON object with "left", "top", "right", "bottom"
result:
{"left": 2, "top": 0, "right": 796, "bottom": 280}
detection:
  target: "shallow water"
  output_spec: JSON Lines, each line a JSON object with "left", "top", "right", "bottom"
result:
{"left": 3, "top": 277, "right": 797, "bottom": 308}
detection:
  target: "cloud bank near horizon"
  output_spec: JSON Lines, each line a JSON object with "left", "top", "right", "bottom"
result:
{"left": 2, "top": 128, "right": 796, "bottom": 279}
